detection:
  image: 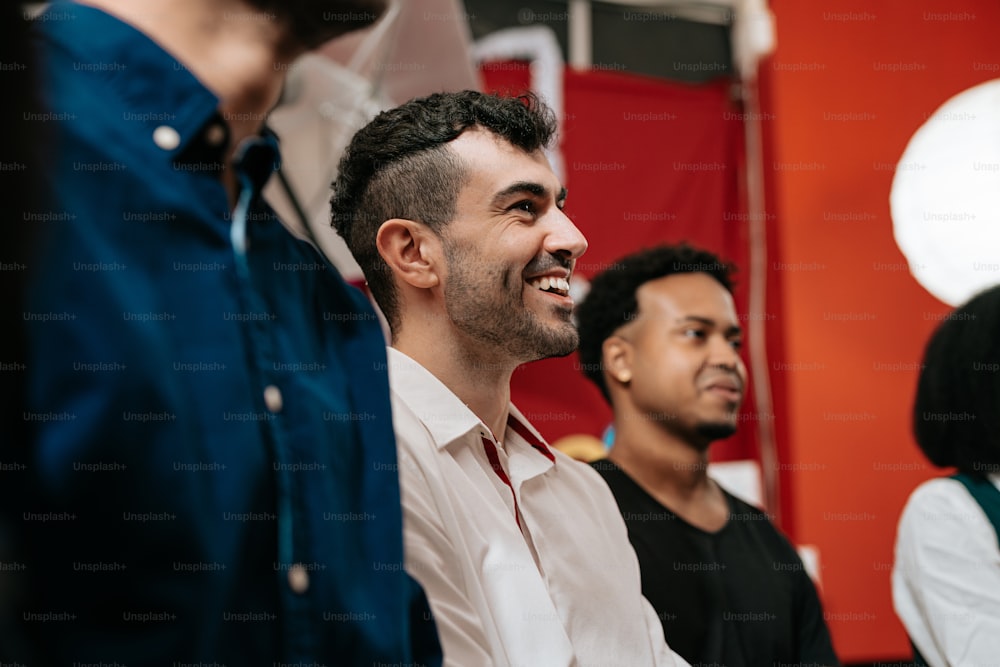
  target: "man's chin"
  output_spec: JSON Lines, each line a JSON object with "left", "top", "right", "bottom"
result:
{"left": 696, "top": 421, "right": 738, "bottom": 443}
{"left": 524, "top": 327, "right": 578, "bottom": 362}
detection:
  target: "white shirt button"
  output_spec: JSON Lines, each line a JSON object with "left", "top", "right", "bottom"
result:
{"left": 204, "top": 123, "right": 226, "bottom": 147}
{"left": 263, "top": 385, "right": 283, "bottom": 413}
{"left": 287, "top": 563, "right": 309, "bottom": 594}
{"left": 152, "top": 125, "right": 181, "bottom": 151}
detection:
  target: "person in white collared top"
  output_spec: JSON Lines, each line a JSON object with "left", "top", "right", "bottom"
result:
{"left": 331, "top": 90, "right": 689, "bottom": 667}
{"left": 892, "top": 284, "right": 1000, "bottom": 667}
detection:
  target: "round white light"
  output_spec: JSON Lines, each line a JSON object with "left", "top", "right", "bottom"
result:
{"left": 891, "top": 79, "right": 1000, "bottom": 306}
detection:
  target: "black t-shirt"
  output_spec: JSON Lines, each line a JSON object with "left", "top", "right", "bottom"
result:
{"left": 592, "top": 460, "right": 840, "bottom": 667}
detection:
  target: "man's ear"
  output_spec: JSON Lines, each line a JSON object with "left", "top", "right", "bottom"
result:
{"left": 376, "top": 219, "right": 442, "bottom": 289}
{"left": 603, "top": 334, "right": 634, "bottom": 386}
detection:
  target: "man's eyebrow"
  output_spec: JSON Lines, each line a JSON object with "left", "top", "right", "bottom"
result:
{"left": 677, "top": 315, "right": 743, "bottom": 336}
{"left": 491, "top": 182, "right": 568, "bottom": 206}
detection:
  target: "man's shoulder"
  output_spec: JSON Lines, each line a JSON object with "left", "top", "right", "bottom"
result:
{"left": 387, "top": 387, "right": 426, "bottom": 433}
{"left": 588, "top": 457, "right": 619, "bottom": 477}
{"left": 551, "top": 448, "right": 608, "bottom": 482}
{"left": 721, "top": 490, "right": 809, "bottom": 565}
{"left": 724, "top": 491, "right": 786, "bottom": 537}
{"left": 723, "top": 490, "right": 772, "bottom": 520}
{"left": 543, "top": 452, "right": 629, "bottom": 520}
{"left": 586, "top": 457, "right": 635, "bottom": 496}
{"left": 386, "top": 384, "right": 444, "bottom": 461}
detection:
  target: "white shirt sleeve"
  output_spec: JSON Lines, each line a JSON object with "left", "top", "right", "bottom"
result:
{"left": 641, "top": 594, "right": 694, "bottom": 667}
{"left": 892, "top": 477, "right": 1000, "bottom": 667}
{"left": 399, "top": 449, "right": 496, "bottom": 667}
{"left": 575, "top": 460, "right": 692, "bottom": 667}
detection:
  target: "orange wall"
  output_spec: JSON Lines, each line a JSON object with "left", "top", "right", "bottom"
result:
{"left": 763, "top": 0, "right": 1000, "bottom": 661}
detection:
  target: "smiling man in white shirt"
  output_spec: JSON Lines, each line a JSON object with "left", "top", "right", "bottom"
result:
{"left": 331, "top": 90, "right": 688, "bottom": 666}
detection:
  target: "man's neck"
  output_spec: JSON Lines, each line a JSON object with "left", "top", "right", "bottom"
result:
{"left": 81, "top": 0, "right": 303, "bottom": 200}
{"left": 611, "top": 424, "right": 712, "bottom": 499}
{"left": 608, "top": 406, "right": 730, "bottom": 533}
{"left": 394, "top": 329, "right": 516, "bottom": 442}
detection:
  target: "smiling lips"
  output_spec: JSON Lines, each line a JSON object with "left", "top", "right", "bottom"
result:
{"left": 703, "top": 376, "right": 744, "bottom": 402}
{"left": 528, "top": 275, "right": 571, "bottom": 298}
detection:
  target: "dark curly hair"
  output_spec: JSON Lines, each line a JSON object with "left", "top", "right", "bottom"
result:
{"left": 576, "top": 243, "right": 736, "bottom": 402}
{"left": 330, "top": 90, "right": 558, "bottom": 333}
{"left": 913, "top": 284, "right": 1000, "bottom": 475}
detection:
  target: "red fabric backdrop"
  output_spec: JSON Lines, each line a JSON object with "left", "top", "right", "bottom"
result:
{"left": 760, "top": 0, "right": 1000, "bottom": 660}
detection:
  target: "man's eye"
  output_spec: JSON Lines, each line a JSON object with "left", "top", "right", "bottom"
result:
{"left": 729, "top": 338, "right": 743, "bottom": 350}
{"left": 510, "top": 200, "right": 535, "bottom": 213}
{"left": 682, "top": 329, "right": 706, "bottom": 340}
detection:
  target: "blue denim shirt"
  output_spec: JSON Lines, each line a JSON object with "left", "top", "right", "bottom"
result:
{"left": 13, "top": 3, "right": 440, "bottom": 664}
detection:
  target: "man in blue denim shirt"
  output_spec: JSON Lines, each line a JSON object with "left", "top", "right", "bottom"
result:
{"left": 5, "top": 1, "right": 441, "bottom": 664}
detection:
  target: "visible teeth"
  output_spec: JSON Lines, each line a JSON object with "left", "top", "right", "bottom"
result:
{"left": 529, "top": 276, "right": 570, "bottom": 294}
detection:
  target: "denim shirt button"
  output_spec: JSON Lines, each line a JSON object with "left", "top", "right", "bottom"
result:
{"left": 288, "top": 563, "right": 309, "bottom": 594}
{"left": 264, "top": 384, "right": 283, "bottom": 413}
{"left": 152, "top": 125, "right": 180, "bottom": 151}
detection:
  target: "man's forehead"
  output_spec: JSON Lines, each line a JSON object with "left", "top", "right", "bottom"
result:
{"left": 635, "top": 273, "right": 737, "bottom": 319}
{"left": 449, "top": 127, "right": 550, "bottom": 167}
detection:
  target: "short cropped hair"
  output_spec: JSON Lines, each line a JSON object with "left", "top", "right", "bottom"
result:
{"left": 576, "top": 243, "right": 736, "bottom": 402}
{"left": 330, "top": 90, "right": 558, "bottom": 332}
{"left": 913, "top": 284, "right": 1000, "bottom": 475}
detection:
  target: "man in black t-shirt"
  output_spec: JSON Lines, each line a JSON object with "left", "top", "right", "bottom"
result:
{"left": 576, "top": 244, "right": 839, "bottom": 667}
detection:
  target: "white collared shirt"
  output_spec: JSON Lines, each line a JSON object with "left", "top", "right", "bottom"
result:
{"left": 388, "top": 348, "right": 689, "bottom": 667}
{"left": 892, "top": 474, "right": 1000, "bottom": 666}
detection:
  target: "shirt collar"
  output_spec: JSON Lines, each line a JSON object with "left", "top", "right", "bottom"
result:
{"left": 386, "top": 348, "right": 556, "bottom": 463}
{"left": 40, "top": 2, "right": 228, "bottom": 163}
